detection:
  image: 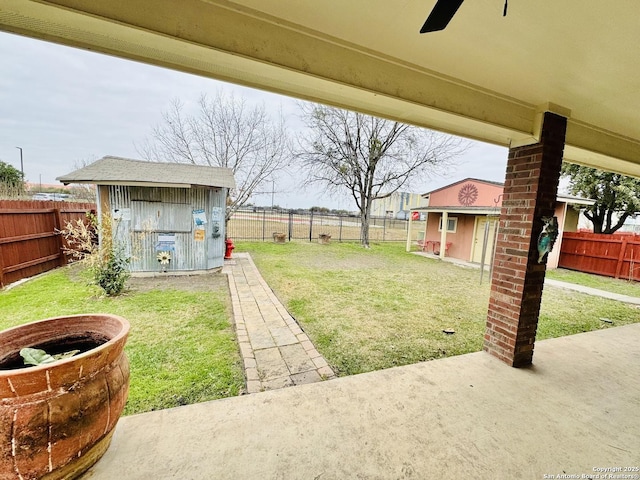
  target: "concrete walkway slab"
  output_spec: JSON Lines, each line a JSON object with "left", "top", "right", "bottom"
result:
{"left": 84, "top": 323, "right": 640, "bottom": 479}
{"left": 224, "top": 253, "right": 336, "bottom": 393}
{"left": 413, "top": 252, "right": 640, "bottom": 304}
{"left": 545, "top": 278, "right": 640, "bottom": 304}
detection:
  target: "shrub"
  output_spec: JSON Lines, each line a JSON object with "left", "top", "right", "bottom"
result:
{"left": 93, "top": 243, "right": 130, "bottom": 296}
{"left": 59, "top": 213, "right": 131, "bottom": 296}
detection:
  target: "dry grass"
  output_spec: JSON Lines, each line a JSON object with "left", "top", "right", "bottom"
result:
{"left": 238, "top": 241, "right": 640, "bottom": 376}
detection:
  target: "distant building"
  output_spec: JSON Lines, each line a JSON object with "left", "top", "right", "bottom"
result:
{"left": 371, "top": 192, "right": 427, "bottom": 219}
{"left": 31, "top": 192, "right": 72, "bottom": 201}
{"left": 578, "top": 211, "right": 640, "bottom": 234}
{"left": 408, "top": 178, "right": 594, "bottom": 269}
{"left": 619, "top": 215, "right": 640, "bottom": 234}
{"left": 26, "top": 182, "right": 75, "bottom": 191}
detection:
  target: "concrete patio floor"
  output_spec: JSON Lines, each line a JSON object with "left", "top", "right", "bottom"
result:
{"left": 84, "top": 323, "right": 640, "bottom": 479}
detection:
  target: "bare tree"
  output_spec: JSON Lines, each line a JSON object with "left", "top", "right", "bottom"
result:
{"left": 140, "top": 91, "right": 291, "bottom": 223}
{"left": 67, "top": 156, "right": 98, "bottom": 202}
{"left": 295, "top": 104, "right": 468, "bottom": 246}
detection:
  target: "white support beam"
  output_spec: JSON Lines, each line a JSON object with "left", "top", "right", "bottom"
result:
{"left": 439, "top": 212, "right": 448, "bottom": 260}
{"left": 2, "top": 1, "right": 640, "bottom": 178}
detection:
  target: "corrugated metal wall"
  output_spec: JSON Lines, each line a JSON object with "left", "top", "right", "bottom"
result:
{"left": 102, "top": 185, "right": 226, "bottom": 273}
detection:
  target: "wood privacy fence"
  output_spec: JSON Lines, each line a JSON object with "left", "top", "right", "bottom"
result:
{"left": 558, "top": 231, "right": 640, "bottom": 281}
{"left": 0, "top": 200, "right": 96, "bottom": 288}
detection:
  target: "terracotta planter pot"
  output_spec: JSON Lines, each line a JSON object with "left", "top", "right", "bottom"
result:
{"left": 0, "top": 314, "right": 130, "bottom": 480}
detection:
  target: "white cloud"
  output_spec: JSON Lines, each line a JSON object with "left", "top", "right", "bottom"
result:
{"left": 0, "top": 31, "right": 508, "bottom": 210}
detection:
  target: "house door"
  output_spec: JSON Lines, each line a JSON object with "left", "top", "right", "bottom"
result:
{"left": 472, "top": 216, "right": 498, "bottom": 264}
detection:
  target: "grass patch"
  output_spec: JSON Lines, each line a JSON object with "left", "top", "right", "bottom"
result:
{"left": 0, "top": 267, "right": 244, "bottom": 415}
{"left": 238, "top": 241, "right": 640, "bottom": 376}
{"left": 546, "top": 268, "right": 640, "bottom": 297}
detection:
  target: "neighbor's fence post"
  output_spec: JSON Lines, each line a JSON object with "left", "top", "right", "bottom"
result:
{"left": 614, "top": 237, "right": 629, "bottom": 279}
{"left": 0, "top": 247, "right": 5, "bottom": 288}
{"left": 262, "top": 209, "right": 266, "bottom": 242}
{"left": 53, "top": 208, "right": 68, "bottom": 267}
{"left": 288, "top": 210, "right": 293, "bottom": 241}
{"left": 309, "top": 210, "right": 314, "bottom": 242}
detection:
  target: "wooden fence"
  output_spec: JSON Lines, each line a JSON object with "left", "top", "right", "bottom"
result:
{"left": 0, "top": 200, "right": 96, "bottom": 288}
{"left": 558, "top": 231, "right": 640, "bottom": 281}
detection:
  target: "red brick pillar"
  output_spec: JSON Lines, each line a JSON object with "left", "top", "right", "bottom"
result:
{"left": 484, "top": 112, "right": 567, "bottom": 367}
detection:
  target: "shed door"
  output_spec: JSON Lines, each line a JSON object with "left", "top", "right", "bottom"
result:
{"left": 206, "top": 190, "right": 227, "bottom": 269}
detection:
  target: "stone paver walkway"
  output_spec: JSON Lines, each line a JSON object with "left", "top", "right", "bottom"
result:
{"left": 224, "top": 253, "right": 335, "bottom": 393}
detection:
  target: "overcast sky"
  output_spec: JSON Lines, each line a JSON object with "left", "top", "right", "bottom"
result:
{"left": 0, "top": 31, "right": 510, "bottom": 210}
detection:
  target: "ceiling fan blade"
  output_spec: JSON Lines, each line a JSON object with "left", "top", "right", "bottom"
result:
{"left": 420, "top": 0, "right": 465, "bottom": 33}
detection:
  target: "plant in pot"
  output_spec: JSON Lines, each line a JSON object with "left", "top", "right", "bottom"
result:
{"left": 318, "top": 233, "right": 331, "bottom": 244}
{"left": 0, "top": 313, "right": 130, "bottom": 480}
{"left": 272, "top": 232, "right": 286, "bottom": 243}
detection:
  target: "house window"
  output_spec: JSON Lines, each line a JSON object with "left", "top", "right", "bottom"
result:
{"left": 438, "top": 216, "right": 458, "bottom": 233}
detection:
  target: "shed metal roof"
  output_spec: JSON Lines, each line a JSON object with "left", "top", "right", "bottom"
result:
{"left": 57, "top": 156, "right": 235, "bottom": 189}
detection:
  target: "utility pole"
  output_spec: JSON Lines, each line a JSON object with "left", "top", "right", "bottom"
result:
{"left": 15, "top": 146, "right": 24, "bottom": 179}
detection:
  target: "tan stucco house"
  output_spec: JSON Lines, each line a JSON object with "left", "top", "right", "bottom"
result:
{"left": 407, "top": 178, "right": 593, "bottom": 269}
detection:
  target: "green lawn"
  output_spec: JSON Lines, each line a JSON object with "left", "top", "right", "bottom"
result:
{"left": 0, "top": 267, "right": 244, "bottom": 415}
{"left": 3, "top": 243, "right": 638, "bottom": 413}
{"left": 546, "top": 267, "right": 640, "bottom": 297}
{"left": 237, "top": 241, "right": 640, "bottom": 376}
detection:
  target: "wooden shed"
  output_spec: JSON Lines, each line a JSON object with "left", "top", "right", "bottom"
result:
{"left": 57, "top": 156, "right": 235, "bottom": 273}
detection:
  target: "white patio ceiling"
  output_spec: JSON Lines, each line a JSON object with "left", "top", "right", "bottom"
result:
{"left": 2, "top": 1, "right": 639, "bottom": 177}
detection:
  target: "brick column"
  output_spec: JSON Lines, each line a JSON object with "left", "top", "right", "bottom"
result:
{"left": 484, "top": 112, "right": 567, "bottom": 367}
